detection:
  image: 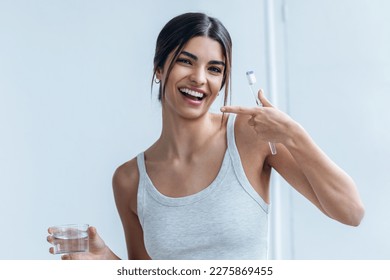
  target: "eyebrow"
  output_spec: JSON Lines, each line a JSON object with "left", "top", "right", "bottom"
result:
{"left": 180, "top": 51, "right": 226, "bottom": 67}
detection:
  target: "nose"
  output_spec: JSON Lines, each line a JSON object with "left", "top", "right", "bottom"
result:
{"left": 189, "top": 67, "right": 206, "bottom": 85}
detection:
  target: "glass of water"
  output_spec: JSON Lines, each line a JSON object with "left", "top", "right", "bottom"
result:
{"left": 50, "top": 224, "right": 89, "bottom": 254}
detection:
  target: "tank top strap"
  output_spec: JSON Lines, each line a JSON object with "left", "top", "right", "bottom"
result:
{"left": 226, "top": 113, "right": 269, "bottom": 213}
{"left": 226, "top": 113, "right": 236, "bottom": 148}
{"left": 136, "top": 152, "right": 147, "bottom": 226}
{"left": 136, "top": 152, "right": 147, "bottom": 177}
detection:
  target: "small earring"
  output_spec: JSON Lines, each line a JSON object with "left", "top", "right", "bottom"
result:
{"left": 154, "top": 78, "right": 160, "bottom": 84}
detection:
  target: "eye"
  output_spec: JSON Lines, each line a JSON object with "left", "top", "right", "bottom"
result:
{"left": 176, "top": 58, "right": 192, "bottom": 65}
{"left": 208, "top": 66, "right": 222, "bottom": 74}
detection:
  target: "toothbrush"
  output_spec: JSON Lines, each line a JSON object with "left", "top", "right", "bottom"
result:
{"left": 246, "top": 70, "right": 277, "bottom": 155}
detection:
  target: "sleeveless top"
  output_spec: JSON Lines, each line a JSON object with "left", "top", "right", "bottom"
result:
{"left": 136, "top": 114, "right": 269, "bottom": 259}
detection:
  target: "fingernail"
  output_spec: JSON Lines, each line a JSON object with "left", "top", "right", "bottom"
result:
{"left": 220, "top": 107, "right": 226, "bottom": 112}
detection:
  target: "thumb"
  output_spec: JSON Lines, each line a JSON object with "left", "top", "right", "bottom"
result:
{"left": 258, "top": 89, "right": 273, "bottom": 108}
{"left": 88, "top": 226, "right": 106, "bottom": 248}
{"left": 88, "top": 226, "right": 99, "bottom": 240}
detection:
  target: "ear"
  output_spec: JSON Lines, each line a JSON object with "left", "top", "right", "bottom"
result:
{"left": 156, "top": 67, "right": 163, "bottom": 81}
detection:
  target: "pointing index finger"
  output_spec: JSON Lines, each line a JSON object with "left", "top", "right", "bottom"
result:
{"left": 220, "top": 105, "right": 261, "bottom": 115}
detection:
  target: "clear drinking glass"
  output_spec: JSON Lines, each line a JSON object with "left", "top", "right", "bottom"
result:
{"left": 50, "top": 224, "right": 89, "bottom": 254}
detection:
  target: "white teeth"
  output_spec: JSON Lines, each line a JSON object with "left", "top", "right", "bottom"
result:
{"left": 179, "top": 88, "right": 204, "bottom": 98}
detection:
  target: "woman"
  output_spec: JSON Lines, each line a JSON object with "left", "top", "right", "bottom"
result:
{"left": 47, "top": 12, "right": 364, "bottom": 260}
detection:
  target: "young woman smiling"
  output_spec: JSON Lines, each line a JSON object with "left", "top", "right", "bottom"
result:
{"left": 47, "top": 12, "right": 364, "bottom": 260}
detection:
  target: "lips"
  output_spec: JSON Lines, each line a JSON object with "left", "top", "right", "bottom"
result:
{"left": 179, "top": 88, "right": 206, "bottom": 101}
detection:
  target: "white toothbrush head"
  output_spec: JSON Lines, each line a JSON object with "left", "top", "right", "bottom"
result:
{"left": 246, "top": 70, "right": 256, "bottom": 85}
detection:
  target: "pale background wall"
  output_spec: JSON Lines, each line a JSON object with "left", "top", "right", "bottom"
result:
{"left": 278, "top": 0, "right": 390, "bottom": 259}
{"left": 0, "top": 0, "right": 388, "bottom": 260}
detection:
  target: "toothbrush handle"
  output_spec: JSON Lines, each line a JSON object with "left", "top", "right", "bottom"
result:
{"left": 268, "top": 142, "right": 277, "bottom": 155}
{"left": 251, "top": 86, "right": 277, "bottom": 155}
{"left": 255, "top": 98, "right": 277, "bottom": 155}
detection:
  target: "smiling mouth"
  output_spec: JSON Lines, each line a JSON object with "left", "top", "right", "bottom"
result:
{"left": 179, "top": 88, "right": 205, "bottom": 101}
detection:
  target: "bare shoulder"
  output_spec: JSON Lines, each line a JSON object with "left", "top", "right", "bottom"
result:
{"left": 112, "top": 157, "right": 140, "bottom": 214}
{"left": 232, "top": 113, "right": 271, "bottom": 164}
{"left": 233, "top": 113, "right": 264, "bottom": 146}
{"left": 113, "top": 157, "right": 139, "bottom": 189}
{"left": 113, "top": 157, "right": 151, "bottom": 259}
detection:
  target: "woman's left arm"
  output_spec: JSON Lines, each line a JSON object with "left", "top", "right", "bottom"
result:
{"left": 221, "top": 90, "right": 365, "bottom": 226}
{"left": 268, "top": 123, "right": 365, "bottom": 226}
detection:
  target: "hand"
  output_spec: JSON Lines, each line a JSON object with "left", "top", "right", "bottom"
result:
{"left": 47, "top": 226, "right": 111, "bottom": 260}
{"left": 221, "top": 89, "right": 296, "bottom": 144}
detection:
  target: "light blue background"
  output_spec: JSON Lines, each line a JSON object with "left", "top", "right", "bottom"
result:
{"left": 0, "top": 0, "right": 389, "bottom": 259}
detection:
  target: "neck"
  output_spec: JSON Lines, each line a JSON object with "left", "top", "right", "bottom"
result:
{"left": 157, "top": 111, "right": 218, "bottom": 160}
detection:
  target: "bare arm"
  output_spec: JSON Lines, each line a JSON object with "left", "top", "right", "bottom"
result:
{"left": 221, "top": 90, "right": 365, "bottom": 226}
{"left": 112, "top": 159, "right": 151, "bottom": 259}
{"left": 269, "top": 125, "right": 364, "bottom": 226}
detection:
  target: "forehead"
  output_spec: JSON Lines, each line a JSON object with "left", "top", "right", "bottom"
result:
{"left": 182, "top": 36, "right": 225, "bottom": 61}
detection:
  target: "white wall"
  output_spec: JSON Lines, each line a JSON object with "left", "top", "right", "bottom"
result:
{"left": 0, "top": 0, "right": 269, "bottom": 260}
{"left": 277, "top": 0, "right": 390, "bottom": 259}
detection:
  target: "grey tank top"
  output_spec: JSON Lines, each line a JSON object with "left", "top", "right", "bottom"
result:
{"left": 136, "top": 114, "right": 269, "bottom": 260}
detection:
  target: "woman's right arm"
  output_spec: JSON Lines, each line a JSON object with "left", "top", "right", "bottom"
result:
{"left": 112, "top": 159, "right": 151, "bottom": 260}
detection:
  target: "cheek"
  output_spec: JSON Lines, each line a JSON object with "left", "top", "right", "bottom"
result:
{"left": 211, "top": 77, "right": 224, "bottom": 93}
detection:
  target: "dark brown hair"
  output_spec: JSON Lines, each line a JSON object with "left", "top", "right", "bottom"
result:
{"left": 152, "top": 12, "right": 232, "bottom": 107}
